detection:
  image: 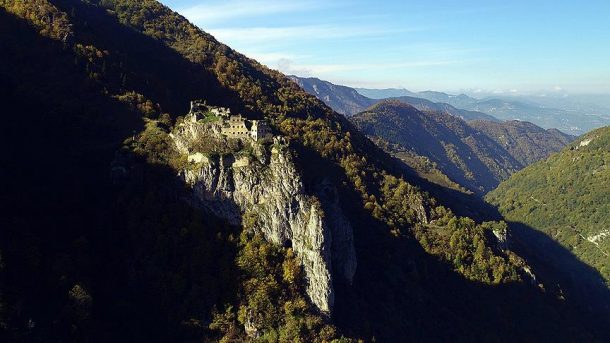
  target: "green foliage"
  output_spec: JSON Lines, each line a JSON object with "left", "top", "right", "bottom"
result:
{"left": 487, "top": 126, "right": 610, "bottom": 284}
{"left": 420, "top": 217, "right": 520, "bottom": 284}
{"left": 371, "top": 137, "right": 470, "bottom": 193}
{"left": 209, "top": 232, "right": 347, "bottom": 342}
{"left": 127, "top": 119, "right": 175, "bottom": 164}
{"left": 470, "top": 120, "right": 574, "bottom": 166}
{"left": 114, "top": 91, "right": 159, "bottom": 118}
{"left": 0, "top": 0, "right": 72, "bottom": 40}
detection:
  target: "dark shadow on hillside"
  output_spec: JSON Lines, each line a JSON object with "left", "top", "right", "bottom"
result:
{"left": 51, "top": 0, "right": 249, "bottom": 117}
{"left": 289, "top": 137, "right": 610, "bottom": 342}
{"left": 331, "top": 189, "right": 610, "bottom": 341}
{"left": 341, "top": 117, "right": 506, "bottom": 222}
{"left": 0, "top": 7, "right": 241, "bottom": 341}
{"left": 507, "top": 221, "right": 610, "bottom": 314}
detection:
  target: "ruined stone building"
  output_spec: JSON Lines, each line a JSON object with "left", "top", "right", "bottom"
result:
{"left": 221, "top": 114, "right": 249, "bottom": 139}
{"left": 186, "top": 100, "right": 272, "bottom": 141}
{"left": 250, "top": 120, "right": 272, "bottom": 141}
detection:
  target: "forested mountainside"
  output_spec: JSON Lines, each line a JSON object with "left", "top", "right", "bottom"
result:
{"left": 487, "top": 126, "right": 610, "bottom": 290}
{"left": 291, "top": 75, "right": 495, "bottom": 121}
{"left": 351, "top": 101, "right": 522, "bottom": 194}
{"left": 294, "top": 77, "right": 572, "bottom": 193}
{"left": 1, "top": 0, "right": 608, "bottom": 341}
{"left": 470, "top": 120, "right": 575, "bottom": 166}
{"left": 351, "top": 101, "right": 575, "bottom": 194}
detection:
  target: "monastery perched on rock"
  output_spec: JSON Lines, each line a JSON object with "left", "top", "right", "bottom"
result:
{"left": 187, "top": 100, "right": 272, "bottom": 141}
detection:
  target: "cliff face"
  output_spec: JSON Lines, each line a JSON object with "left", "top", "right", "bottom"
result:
{"left": 174, "top": 122, "right": 356, "bottom": 313}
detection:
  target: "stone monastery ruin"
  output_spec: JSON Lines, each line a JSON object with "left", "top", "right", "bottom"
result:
{"left": 187, "top": 100, "right": 272, "bottom": 141}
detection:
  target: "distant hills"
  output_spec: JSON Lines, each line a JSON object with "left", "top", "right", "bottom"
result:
{"left": 351, "top": 100, "right": 573, "bottom": 193}
{"left": 356, "top": 87, "right": 610, "bottom": 135}
{"left": 290, "top": 76, "right": 496, "bottom": 121}
{"left": 487, "top": 125, "right": 610, "bottom": 295}
{"left": 292, "top": 77, "right": 574, "bottom": 193}
{"left": 288, "top": 76, "right": 375, "bottom": 116}
{"left": 385, "top": 95, "right": 498, "bottom": 122}
{"left": 469, "top": 120, "right": 573, "bottom": 166}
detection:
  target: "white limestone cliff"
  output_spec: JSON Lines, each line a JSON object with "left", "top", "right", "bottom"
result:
{"left": 174, "top": 125, "right": 356, "bottom": 313}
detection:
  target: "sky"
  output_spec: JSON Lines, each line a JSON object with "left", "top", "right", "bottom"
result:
{"left": 159, "top": 0, "right": 610, "bottom": 94}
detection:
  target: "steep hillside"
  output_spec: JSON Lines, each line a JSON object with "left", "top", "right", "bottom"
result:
{"left": 1, "top": 0, "right": 608, "bottom": 341}
{"left": 487, "top": 126, "right": 610, "bottom": 286}
{"left": 288, "top": 75, "right": 375, "bottom": 116}
{"left": 470, "top": 120, "right": 575, "bottom": 165}
{"left": 351, "top": 100, "right": 523, "bottom": 193}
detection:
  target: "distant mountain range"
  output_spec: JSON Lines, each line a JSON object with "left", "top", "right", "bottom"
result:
{"left": 288, "top": 76, "right": 374, "bottom": 116}
{"left": 291, "top": 76, "right": 574, "bottom": 193}
{"left": 290, "top": 76, "right": 497, "bottom": 121}
{"left": 355, "top": 87, "right": 610, "bottom": 135}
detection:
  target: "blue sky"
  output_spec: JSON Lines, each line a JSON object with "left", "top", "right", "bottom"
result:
{"left": 160, "top": 0, "right": 610, "bottom": 94}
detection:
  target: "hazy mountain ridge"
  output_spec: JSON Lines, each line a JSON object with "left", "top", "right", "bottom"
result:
{"left": 351, "top": 101, "right": 574, "bottom": 193}
{"left": 291, "top": 75, "right": 496, "bottom": 121}
{"left": 388, "top": 95, "right": 498, "bottom": 122}
{"left": 356, "top": 87, "right": 610, "bottom": 135}
{"left": 288, "top": 75, "right": 375, "bottom": 116}
{"left": 302, "top": 79, "right": 576, "bottom": 193}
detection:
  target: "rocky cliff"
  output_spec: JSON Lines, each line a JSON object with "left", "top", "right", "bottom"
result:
{"left": 172, "top": 121, "right": 356, "bottom": 314}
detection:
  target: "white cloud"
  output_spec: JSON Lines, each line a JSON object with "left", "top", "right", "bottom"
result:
{"left": 244, "top": 52, "right": 306, "bottom": 63}
{"left": 179, "top": 0, "right": 327, "bottom": 24}
{"left": 272, "top": 59, "right": 461, "bottom": 76}
{"left": 207, "top": 25, "right": 417, "bottom": 45}
{"left": 276, "top": 58, "right": 313, "bottom": 76}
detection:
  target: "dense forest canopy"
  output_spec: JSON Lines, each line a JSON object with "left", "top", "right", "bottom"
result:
{"left": 488, "top": 126, "right": 610, "bottom": 286}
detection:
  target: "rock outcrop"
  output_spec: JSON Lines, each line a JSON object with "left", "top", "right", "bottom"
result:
{"left": 174, "top": 123, "right": 356, "bottom": 313}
